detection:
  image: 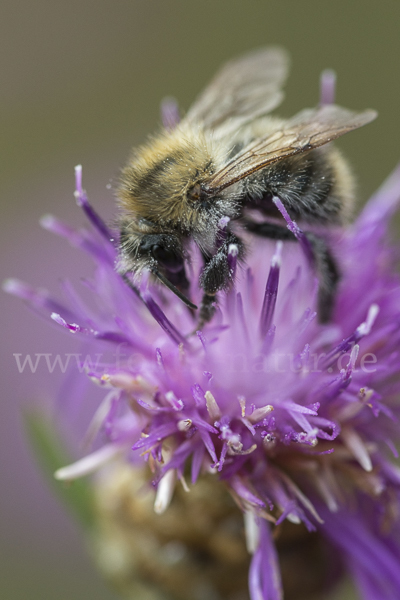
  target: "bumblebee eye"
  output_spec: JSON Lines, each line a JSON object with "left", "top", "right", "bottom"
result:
{"left": 151, "top": 244, "right": 181, "bottom": 271}
{"left": 139, "top": 238, "right": 154, "bottom": 253}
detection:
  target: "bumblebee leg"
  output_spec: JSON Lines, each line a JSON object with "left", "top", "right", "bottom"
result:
{"left": 244, "top": 219, "right": 297, "bottom": 241}
{"left": 196, "top": 232, "right": 244, "bottom": 329}
{"left": 244, "top": 219, "right": 339, "bottom": 323}
{"left": 197, "top": 293, "right": 217, "bottom": 330}
{"left": 304, "top": 231, "right": 340, "bottom": 323}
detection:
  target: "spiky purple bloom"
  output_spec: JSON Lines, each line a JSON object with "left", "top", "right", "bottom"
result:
{"left": 6, "top": 160, "right": 400, "bottom": 600}
{"left": 5, "top": 85, "right": 400, "bottom": 599}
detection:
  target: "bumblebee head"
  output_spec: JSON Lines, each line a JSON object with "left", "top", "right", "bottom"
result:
{"left": 117, "top": 218, "right": 197, "bottom": 310}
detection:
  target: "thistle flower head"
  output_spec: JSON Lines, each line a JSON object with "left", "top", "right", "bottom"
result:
{"left": 6, "top": 117, "right": 400, "bottom": 600}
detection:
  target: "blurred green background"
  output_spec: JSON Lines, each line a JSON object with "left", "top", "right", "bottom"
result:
{"left": 2, "top": 1, "right": 400, "bottom": 599}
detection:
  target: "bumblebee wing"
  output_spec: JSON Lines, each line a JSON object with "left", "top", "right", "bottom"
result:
{"left": 205, "top": 104, "right": 377, "bottom": 193}
{"left": 184, "top": 47, "right": 290, "bottom": 134}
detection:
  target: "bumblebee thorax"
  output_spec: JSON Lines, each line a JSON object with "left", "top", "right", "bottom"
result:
{"left": 118, "top": 125, "right": 222, "bottom": 231}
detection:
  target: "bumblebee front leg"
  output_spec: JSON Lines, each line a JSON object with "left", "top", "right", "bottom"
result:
{"left": 197, "top": 232, "right": 244, "bottom": 329}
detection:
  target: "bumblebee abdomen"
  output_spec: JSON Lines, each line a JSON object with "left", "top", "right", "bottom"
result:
{"left": 244, "top": 146, "right": 354, "bottom": 224}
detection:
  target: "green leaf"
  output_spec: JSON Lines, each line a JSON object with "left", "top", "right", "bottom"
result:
{"left": 24, "top": 409, "right": 95, "bottom": 529}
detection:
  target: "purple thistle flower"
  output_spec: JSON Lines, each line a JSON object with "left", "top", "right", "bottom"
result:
{"left": 6, "top": 112, "right": 400, "bottom": 600}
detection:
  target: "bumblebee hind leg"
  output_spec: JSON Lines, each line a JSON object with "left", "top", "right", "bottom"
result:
{"left": 304, "top": 231, "right": 340, "bottom": 323}
{"left": 244, "top": 219, "right": 340, "bottom": 323}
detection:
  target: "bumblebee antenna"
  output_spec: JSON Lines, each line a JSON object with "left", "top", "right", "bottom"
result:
{"left": 153, "top": 269, "right": 198, "bottom": 310}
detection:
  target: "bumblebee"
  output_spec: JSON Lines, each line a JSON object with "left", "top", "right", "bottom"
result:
{"left": 117, "top": 48, "right": 376, "bottom": 325}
